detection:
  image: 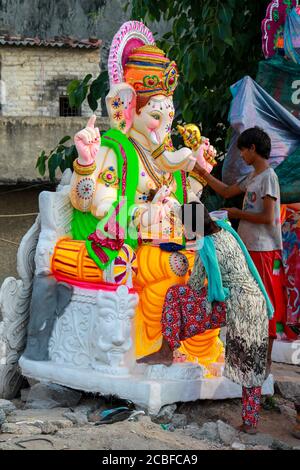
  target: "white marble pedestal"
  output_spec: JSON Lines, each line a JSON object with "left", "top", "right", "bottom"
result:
{"left": 19, "top": 357, "right": 274, "bottom": 415}
{"left": 272, "top": 339, "right": 300, "bottom": 365}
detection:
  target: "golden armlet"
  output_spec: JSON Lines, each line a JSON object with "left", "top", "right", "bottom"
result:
{"left": 189, "top": 171, "right": 207, "bottom": 187}
{"left": 73, "top": 159, "right": 97, "bottom": 176}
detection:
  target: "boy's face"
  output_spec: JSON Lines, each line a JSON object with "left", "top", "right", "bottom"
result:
{"left": 240, "top": 145, "right": 256, "bottom": 166}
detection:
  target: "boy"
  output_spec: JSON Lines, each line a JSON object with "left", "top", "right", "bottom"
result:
{"left": 193, "top": 127, "right": 285, "bottom": 373}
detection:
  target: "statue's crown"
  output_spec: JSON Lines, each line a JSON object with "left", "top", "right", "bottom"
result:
{"left": 124, "top": 45, "right": 178, "bottom": 97}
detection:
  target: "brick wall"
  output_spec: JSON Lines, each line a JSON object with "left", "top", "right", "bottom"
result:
{"left": 0, "top": 46, "right": 101, "bottom": 117}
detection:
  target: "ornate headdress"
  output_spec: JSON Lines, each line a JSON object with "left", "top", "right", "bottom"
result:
{"left": 108, "top": 21, "right": 178, "bottom": 98}
{"left": 124, "top": 45, "right": 178, "bottom": 97}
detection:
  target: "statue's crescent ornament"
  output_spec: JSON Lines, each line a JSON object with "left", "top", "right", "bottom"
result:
{"left": 108, "top": 21, "right": 155, "bottom": 86}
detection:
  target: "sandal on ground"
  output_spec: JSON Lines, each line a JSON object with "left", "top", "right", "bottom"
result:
{"left": 88, "top": 407, "right": 133, "bottom": 425}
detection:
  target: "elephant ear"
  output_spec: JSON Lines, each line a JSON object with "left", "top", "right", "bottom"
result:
{"left": 105, "top": 83, "right": 136, "bottom": 135}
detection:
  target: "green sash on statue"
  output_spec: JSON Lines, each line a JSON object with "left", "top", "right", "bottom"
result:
{"left": 71, "top": 129, "right": 187, "bottom": 270}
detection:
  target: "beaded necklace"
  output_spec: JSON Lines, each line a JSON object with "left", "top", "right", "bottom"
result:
{"left": 129, "top": 137, "right": 174, "bottom": 189}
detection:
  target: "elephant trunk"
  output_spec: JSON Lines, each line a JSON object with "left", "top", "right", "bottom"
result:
{"left": 152, "top": 146, "right": 196, "bottom": 173}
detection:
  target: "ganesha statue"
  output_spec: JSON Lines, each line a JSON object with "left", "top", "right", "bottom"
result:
{"left": 0, "top": 22, "right": 228, "bottom": 411}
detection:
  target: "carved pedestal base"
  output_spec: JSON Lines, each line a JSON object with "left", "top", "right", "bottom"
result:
{"left": 19, "top": 357, "right": 274, "bottom": 415}
{"left": 0, "top": 217, "right": 40, "bottom": 399}
{"left": 272, "top": 339, "right": 300, "bottom": 365}
{"left": 16, "top": 282, "right": 275, "bottom": 414}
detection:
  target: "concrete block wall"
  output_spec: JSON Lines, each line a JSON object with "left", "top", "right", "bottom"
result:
{"left": 0, "top": 46, "right": 101, "bottom": 117}
{"left": 0, "top": 116, "right": 109, "bottom": 182}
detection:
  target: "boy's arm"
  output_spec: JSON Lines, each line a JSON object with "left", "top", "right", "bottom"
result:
{"left": 193, "top": 162, "right": 244, "bottom": 199}
{"left": 226, "top": 196, "right": 275, "bottom": 225}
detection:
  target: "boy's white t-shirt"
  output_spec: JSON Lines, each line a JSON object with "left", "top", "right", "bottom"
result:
{"left": 238, "top": 167, "right": 283, "bottom": 252}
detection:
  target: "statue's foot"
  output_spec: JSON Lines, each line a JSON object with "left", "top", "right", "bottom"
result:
{"left": 136, "top": 349, "right": 173, "bottom": 367}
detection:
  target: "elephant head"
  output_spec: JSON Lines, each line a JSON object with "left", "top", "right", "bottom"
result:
{"left": 106, "top": 23, "right": 195, "bottom": 173}
{"left": 91, "top": 286, "right": 139, "bottom": 369}
{"left": 23, "top": 275, "right": 73, "bottom": 361}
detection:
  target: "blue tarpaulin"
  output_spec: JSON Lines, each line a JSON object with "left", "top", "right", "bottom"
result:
{"left": 223, "top": 76, "right": 300, "bottom": 189}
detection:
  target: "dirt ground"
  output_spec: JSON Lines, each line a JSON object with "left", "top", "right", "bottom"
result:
{"left": 0, "top": 412, "right": 224, "bottom": 451}
{"left": 0, "top": 184, "right": 54, "bottom": 285}
{"left": 0, "top": 394, "right": 298, "bottom": 451}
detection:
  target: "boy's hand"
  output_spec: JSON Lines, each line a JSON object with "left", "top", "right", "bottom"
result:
{"left": 222, "top": 207, "right": 242, "bottom": 219}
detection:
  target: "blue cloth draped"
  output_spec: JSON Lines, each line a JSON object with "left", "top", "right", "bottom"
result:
{"left": 223, "top": 76, "right": 300, "bottom": 186}
{"left": 198, "top": 221, "right": 274, "bottom": 319}
{"left": 198, "top": 233, "right": 229, "bottom": 303}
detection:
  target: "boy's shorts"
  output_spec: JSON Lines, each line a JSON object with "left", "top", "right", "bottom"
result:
{"left": 249, "top": 250, "right": 286, "bottom": 340}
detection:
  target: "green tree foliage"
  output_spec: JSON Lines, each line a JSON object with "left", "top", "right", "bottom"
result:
{"left": 36, "top": 70, "right": 109, "bottom": 181}
{"left": 67, "top": 70, "right": 109, "bottom": 112}
{"left": 131, "top": 0, "right": 270, "bottom": 151}
{"left": 36, "top": 136, "right": 78, "bottom": 181}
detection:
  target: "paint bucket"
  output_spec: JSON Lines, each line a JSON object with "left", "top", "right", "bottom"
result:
{"left": 209, "top": 210, "right": 228, "bottom": 221}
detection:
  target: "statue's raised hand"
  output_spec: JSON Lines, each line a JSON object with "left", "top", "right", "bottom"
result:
{"left": 74, "top": 115, "right": 100, "bottom": 166}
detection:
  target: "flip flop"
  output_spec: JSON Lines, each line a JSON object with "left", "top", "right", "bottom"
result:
{"left": 94, "top": 408, "right": 133, "bottom": 425}
{"left": 88, "top": 406, "right": 127, "bottom": 423}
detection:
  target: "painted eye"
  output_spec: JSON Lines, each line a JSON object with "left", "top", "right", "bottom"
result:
{"left": 151, "top": 113, "right": 161, "bottom": 120}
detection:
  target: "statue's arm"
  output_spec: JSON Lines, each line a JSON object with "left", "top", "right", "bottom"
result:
{"left": 152, "top": 146, "right": 195, "bottom": 173}
{"left": 91, "top": 148, "right": 119, "bottom": 218}
{"left": 70, "top": 147, "right": 119, "bottom": 217}
{"left": 70, "top": 115, "right": 102, "bottom": 213}
{"left": 187, "top": 173, "right": 205, "bottom": 202}
{"left": 70, "top": 163, "right": 98, "bottom": 212}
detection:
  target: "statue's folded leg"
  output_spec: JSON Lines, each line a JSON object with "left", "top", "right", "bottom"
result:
{"left": 134, "top": 246, "right": 223, "bottom": 365}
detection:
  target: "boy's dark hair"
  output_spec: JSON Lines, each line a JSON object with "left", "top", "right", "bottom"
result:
{"left": 237, "top": 127, "right": 271, "bottom": 159}
{"left": 180, "top": 202, "right": 220, "bottom": 238}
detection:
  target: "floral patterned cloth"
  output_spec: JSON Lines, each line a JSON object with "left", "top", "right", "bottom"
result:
{"left": 282, "top": 208, "right": 300, "bottom": 327}
{"left": 189, "top": 229, "right": 269, "bottom": 388}
{"left": 162, "top": 285, "right": 226, "bottom": 351}
{"left": 242, "top": 387, "right": 262, "bottom": 428}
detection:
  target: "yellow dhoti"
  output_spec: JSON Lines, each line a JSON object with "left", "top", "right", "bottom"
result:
{"left": 133, "top": 246, "right": 223, "bottom": 366}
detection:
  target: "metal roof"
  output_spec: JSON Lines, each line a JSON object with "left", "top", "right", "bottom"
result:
{"left": 0, "top": 35, "right": 101, "bottom": 49}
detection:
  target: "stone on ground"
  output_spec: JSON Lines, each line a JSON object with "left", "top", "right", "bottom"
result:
{"left": 0, "top": 399, "right": 16, "bottom": 416}
{"left": 231, "top": 441, "right": 246, "bottom": 450}
{"left": 0, "top": 408, "right": 6, "bottom": 427}
{"left": 23, "top": 383, "right": 82, "bottom": 409}
{"left": 171, "top": 413, "right": 188, "bottom": 429}
{"left": 217, "top": 420, "right": 238, "bottom": 446}
{"left": 63, "top": 411, "right": 89, "bottom": 426}
{"left": 152, "top": 404, "right": 177, "bottom": 424}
